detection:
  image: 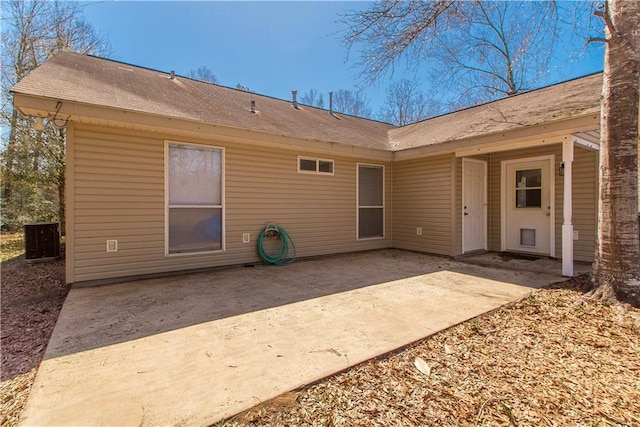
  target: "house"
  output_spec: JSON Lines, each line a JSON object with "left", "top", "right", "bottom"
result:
{"left": 12, "top": 52, "right": 615, "bottom": 285}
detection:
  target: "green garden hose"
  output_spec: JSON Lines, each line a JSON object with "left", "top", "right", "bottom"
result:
{"left": 257, "top": 223, "right": 297, "bottom": 265}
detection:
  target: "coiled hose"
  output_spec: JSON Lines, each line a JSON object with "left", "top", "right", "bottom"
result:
{"left": 257, "top": 223, "right": 297, "bottom": 265}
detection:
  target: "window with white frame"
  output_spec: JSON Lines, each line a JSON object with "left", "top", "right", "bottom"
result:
{"left": 298, "top": 156, "right": 334, "bottom": 175}
{"left": 358, "top": 164, "right": 384, "bottom": 239}
{"left": 166, "top": 142, "right": 223, "bottom": 254}
{"left": 515, "top": 168, "right": 542, "bottom": 208}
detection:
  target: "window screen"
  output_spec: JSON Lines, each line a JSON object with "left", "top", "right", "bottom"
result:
{"left": 167, "top": 143, "right": 223, "bottom": 254}
{"left": 358, "top": 164, "right": 384, "bottom": 239}
{"left": 299, "top": 158, "right": 317, "bottom": 172}
{"left": 318, "top": 160, "right": 333, "bottom": 173}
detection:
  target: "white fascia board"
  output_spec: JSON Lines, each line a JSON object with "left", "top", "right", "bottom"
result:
{"left": 571, "top": 134, "right": 600, "bottom": 151}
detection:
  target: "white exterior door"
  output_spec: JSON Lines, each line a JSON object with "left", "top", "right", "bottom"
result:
{"left": 463, "top": 159, "right": 487, "bottom": 253}
{"left": 503, "top": 157, "right": 554, "bottom": 256}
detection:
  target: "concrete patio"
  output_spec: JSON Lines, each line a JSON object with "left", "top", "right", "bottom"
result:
{"left": 19, "top": 249, "right": 589, "bottom": 426}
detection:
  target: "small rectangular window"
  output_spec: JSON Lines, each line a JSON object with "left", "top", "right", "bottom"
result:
{"left": 299, "top": 158, "right": 317, "bottom": 172}
{"left": 298, "top": 156, "right": 334, "bottom": 175}
{"left": 318, "top": 160, "right": 333, "bottom": 173}
{"left": 515, "top": 168, "right": 542, "bottom": 208}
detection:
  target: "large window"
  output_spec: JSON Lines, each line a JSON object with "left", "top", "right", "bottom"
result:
{"left": 358, "top": 164, "right": 384, "bottom": 239}
{"left": 166, "top": 142, "right": 223, "bottom": 255}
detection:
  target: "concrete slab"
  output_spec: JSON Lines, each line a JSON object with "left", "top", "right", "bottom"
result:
{"left": 19, "top": 250, "right": 583, "bottom": 426}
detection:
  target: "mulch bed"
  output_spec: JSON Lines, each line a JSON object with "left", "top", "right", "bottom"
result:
{"left": 1, "top": 256, "right": 67, "bottom": 427}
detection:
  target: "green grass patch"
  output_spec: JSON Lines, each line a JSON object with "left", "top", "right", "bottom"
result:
{"left": 1, "top": 232, "right": 25, "bottom": 261}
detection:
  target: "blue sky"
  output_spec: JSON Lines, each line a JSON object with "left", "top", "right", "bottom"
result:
{"left": 81, "top": 1, "right": 604, "bottom": 116}
{"left": 82, "top": 2, "right": 383, "bottom": 104}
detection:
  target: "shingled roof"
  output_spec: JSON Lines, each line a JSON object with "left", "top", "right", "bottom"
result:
{"left": 12, "top": 52, "right": 603, "bottom": 153}
{"left": 389, "top": 72, "right": 602, "bottom": 150}
{"left": 11, "top": 51, "right": 394, "bottom": 150}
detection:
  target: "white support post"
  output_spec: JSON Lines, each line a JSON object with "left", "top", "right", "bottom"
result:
{"left": 562, "top": 138, "right": 574, "bottom": 277}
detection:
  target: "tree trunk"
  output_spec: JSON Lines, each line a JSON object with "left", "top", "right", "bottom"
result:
{"left": 591, "top": 0, "right": 640, "bottom": 307}
{"left": 57, "top": 129, "right": 66, "bottom": 236}
{"left": 58, "top": 168, "right": 65, "bottom": 236}
{"left": 3, "top": 109, "right": 20, "bottom": 203}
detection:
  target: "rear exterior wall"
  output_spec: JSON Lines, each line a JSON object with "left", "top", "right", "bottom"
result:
{"left": 392, "top": 154, "right": 455, "bottom": 256}
{"left": 391, "top": 144, "right": 597, "bottom": 262}
{"left": 67, "top": 123, "right": 392, "bottom": 284}
{"left": 485, "top": 144, "right": 597, "bottom": 262}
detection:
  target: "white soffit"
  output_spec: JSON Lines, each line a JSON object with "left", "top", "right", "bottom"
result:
{"left": 572, "top": 131, "right": 600, "bottom": 150}
{"left": 454, "top": 138, "right": 559, "bottom": 157}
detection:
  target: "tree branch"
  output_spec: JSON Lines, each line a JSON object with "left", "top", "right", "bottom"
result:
{"left": 587, "top": 37, "right": 609, "bottom": 45}
{"left": 593, "top": 2, "right": 615, "bottom": 36}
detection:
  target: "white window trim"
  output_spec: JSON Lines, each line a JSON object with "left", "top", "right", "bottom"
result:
{"left": 514, "top": 168, "right": 543, "bottom": 209}
{"left": 164, "top": 140, "right": 226, "bottom": 257}
{"left": 356, "top": 163, "right": 385, "bottom": 240}
{"left": 297, "top": 156, "right": 335, "bottom": 175}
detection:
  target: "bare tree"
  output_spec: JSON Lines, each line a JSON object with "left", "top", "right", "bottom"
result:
{"left": 341, "top": 1, "right": 591, "bottom": 104}
{"left": 188, "top": 66, "right": 218, "bottom": 84}
{"left": 331, "top": 89, "right": 372, "bottom": 118}
{"left": 300, "top": 89, "right": 325, "bottom": 108}
{"left": 434, "top": 1, "right": 560, "bottom": 102}
{"left": 589, "top": 0, "right": 639, "bottom": 307}
{"left": 379, "top": 78, "right": 440, "bottom": 126}
{"left": 1, "top": 0, "right": 109, "bottom": 232}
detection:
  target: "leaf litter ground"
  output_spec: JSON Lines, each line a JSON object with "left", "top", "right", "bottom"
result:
{"left": 1, "top": 256, "right": 67, "bottom": 427}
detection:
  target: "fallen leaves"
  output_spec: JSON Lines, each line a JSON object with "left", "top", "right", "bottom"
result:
{"left": 0, "top": 370, "right": 36, "bottom": 427}
{"left": 1, "top": 256, "right": 67, "bottom": 427}
{"left": 413, "top": 357, "right": 431, "bottom": 376}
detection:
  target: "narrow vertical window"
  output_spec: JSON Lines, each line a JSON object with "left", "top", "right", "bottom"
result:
{"left": 167, "top": 142, "right": 223, "bottom": 254}
{"left": 358, "top": 164, "right": 384, "bottom": 239}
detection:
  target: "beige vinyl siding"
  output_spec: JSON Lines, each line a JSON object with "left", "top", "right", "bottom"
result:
{"left": 487, "top": 143, "right": 597, "bottom": 262}
{"left": 392, "top": 154, "right": 453, "bottom": 256}
{"left": 70, "top": 124, "right": 391, "bottom": 283}
{"left": 571, "top": 146, "right": 597, "bottom": 261}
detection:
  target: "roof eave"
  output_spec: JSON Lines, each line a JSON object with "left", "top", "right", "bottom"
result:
{"left": 392, "top": 112, "right": 601, "bottom": 161}
{"left": 13, "top": 93, "right": 394, "bottom": 161}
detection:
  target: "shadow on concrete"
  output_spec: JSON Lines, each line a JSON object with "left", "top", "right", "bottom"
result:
{"left": 45, "top": 249, "right": 583, "bottom": 359}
